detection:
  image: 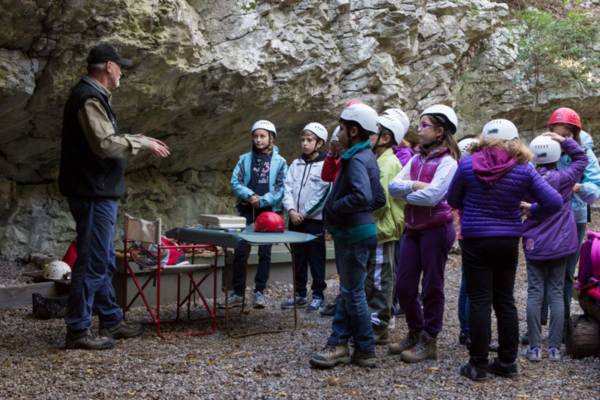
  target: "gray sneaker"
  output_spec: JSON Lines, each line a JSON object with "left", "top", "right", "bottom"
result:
{"left": 306, "top": 296, "right": 324, "bottom": 313}
{"left": 548, "top": 347, "right": 561, "bottom": 362}
{"left": 218, "top": 291, "right": 244, "bottom": 309}
{"left": 524, "top": 346, "right": 542, "bottom": 362}
{"left": 253, "top": 291, "right": 267, "bottom": 309}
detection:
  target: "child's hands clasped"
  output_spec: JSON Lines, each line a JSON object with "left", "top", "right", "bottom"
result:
{"left": 249, "top": 195, "right": 261, "bottom": 208}
{"left": 520, "top": 201, "right": 532, "bottom": 219}
{"left": 288, "top": 210, "right": 304, "bottom": 225}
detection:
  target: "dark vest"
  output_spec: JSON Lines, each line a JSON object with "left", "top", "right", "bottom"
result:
{"left": 58, "top": 79, "right": 127, "bottom": 198}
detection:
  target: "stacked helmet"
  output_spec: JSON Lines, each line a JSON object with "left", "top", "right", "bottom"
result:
{"left": 457, "top": 137, "right": 478, "bottom": 157}
{"left": 44, "top": 260, "right": 71, "bottom": 281}
{"left": 251, "top": 120, "right": 277, "bottom": 137}
{"left": 331, "top": 126, "right": 341, "bottom": 142}
{"left": 340, "top": 103, "right": 378, "bottom": 134}
{"left": 421, "top": 104, "right": 458, "bottom": 134}
{"left": 481, "top": 119, "right": 519, "bottom": 141}
{"left": 303, "top": 122, "right": 328, "bottom": 142}
{"left": 529, "top": 135, "right": 562, "bottom": 165}
{"left": 254, "top": 212, "right": 285, "bottom": 233}
{"left": 547, "top": 107, "right": 581, "bottom": 130}
{"left": 377, "top": 114, "right": 406, "bottom": 145}
{"left": 382, "top": 108, "right": 409, "bottom": 140}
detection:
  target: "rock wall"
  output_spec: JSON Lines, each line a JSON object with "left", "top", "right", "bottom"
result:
{"left": 0, "top": 0, "right": 598, "bottom": 260}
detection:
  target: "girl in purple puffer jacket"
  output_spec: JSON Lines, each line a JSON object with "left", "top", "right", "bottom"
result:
{"left": 521, "top": 132, "right": 586, "bottom": 363}
{"left": 447, "top": 119, "right": 562, "bottom": 381}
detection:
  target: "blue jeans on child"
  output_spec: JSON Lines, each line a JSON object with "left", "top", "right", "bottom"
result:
{"left": 527, "top": 258, "right": 567, "bottom": 349}
{"left": 327, "top": 236, "right": 377, "bottom": 354}
{"left": 65, "top": 197, "right": 123, "bottom": 331}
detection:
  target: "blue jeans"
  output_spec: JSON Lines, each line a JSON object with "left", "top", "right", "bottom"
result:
{"left": 65, "top": 197, "right": 122, "bottom": 331}
{"left": 327, "top": 236, "right": 376, "bottom": 353}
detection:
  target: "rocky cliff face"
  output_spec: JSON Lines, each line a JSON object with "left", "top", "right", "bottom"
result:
{"left": 0, "top": 0, "right": 598, "bottom": 259}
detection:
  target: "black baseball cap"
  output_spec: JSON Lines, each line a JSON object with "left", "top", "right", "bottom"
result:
{"left": 87, "top": 43, "right": 132, "bottom": 67}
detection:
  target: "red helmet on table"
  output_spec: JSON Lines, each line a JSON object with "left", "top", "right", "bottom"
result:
{"left": 547, "top": 107, "right": 581, "bottom": 129}
{"left": 254, "top": 212, "right": 285, "bottom": 233}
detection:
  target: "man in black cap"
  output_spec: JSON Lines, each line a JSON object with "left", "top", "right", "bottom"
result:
{"left": 59, "top": 43, "right": 171, "bottom": 350}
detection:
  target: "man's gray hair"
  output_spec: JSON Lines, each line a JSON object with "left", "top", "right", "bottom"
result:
{"left": 87, "top": 62, "right": 107, "bottom": 71}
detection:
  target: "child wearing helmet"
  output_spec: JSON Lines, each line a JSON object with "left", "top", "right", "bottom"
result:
{"left": 281, "top": 123, "right": 331, "bottom": 312}
{"left": 388, "top": 104, "right": 460, "bottom": 363}
{"left": 382, "top": 108, "right": 415, "bottom": 167}
{"left": 546, "top": 107, "right": 600, "bottom": 334}
{"left": 520, "top": 132, "right": 587, "bottom": 363}
{"left": 364, "top": 113, "right": 406, "bottom": 345}
{"left": 226, "top": 120, "right": 288, "bottom": 309}
{"left": 448, "top": 119, "right": 562, "bottom": 381}
{"left": 309, "top": 103, "right": 385, "bottom": 369}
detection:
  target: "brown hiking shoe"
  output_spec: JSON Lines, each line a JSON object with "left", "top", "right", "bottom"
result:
{"left": 352, "top": 349, "right": 377, "bottom": 368}
{"left": 389, "top": 330, "right": 420, "bottom": 354}
{"left": 401, "top": 331, "right": 437, "bottom": 363}
{"left": 99, "top": 321, "right": 144, "bottom": 340}
{"left": 374, "top": 328, "right": 390, "bottom": 345}
{"left": 309, "top": 344, "right": 351, "bottom": 368}
{"left": 65, "top": 328, "right": 114, "bottom": 350}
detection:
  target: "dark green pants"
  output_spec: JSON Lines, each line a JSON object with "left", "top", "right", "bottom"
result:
{"left": 365, "top": 242, "right": 395, "bottom": 332}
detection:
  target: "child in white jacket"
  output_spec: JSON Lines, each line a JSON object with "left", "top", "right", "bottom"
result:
{"left": 281, "top": 122, "right": 331, "bottom": 312}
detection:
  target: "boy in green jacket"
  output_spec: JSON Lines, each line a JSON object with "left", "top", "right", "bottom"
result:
{"left": 367, "top": 113, "right": 407, "bottom": 344}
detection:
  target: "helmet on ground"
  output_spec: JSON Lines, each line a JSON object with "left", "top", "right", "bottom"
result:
{"left": 44, "top": 260, "right": 71, "bottom": 281}
{"left": 420, "top": 104, "right": 458, "bottom": 134}
{"left": 383, "top": 108, "right": 410, "bottom": 139}
{"left": 547, "top": 107, "right": 581, "bottom": 130}
{"left": 331, "top": 126, "right": 340, "bottom": 142}
{"left": 457, "top": 137, "right": 478, "bottom": 157}
{"left": 340, "top": 103, "right": 378, "bottom": 134}
{"left": 529, "top": 135, "right": 562, "bottom": 165}
{"left": 303, "top": 122, "right": 328, "bottom": 142}
{"left": 254, "top": 212, "right": 285, "bottom": 233}
{"left": 251, "top": 120, "right": 277, "bottom": 137}
{"left": 377, "top": 114, "right": 406, "bottom": 145}
{"left": 481, "top": 119, "right": 519, "bottom": 141}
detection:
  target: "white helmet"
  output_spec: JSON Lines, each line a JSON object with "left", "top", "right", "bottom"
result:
{"left": 458, "top": 137, "right": 478, "bottom": 157}
{"left": 331, "top": 126, "right": 340, "bottom": 142}
{"left": 303, "top": 122, "right": 328, "bottom": 142}
{"left": 251, "top": 120, "right": 277, "bottom": 137}
{"left": 43, "top": 260, "right": 71, "bottom": 281}
{"left": 377, "top": 114, "right": 406, "bottom": 145}
{"left": 421, "top": 104, "right": 458, "bottom": 134}
{"left": 481, "top": 119, "right": 519, "bottom": 141}
{"left": 530, "top": 135, "right": 562, "bottom": 165}
{"left": 340, "top": 103, "right": 378, "bottom": 134}
{"left": 383, "top": 108, "right": 410, "bottom": 139}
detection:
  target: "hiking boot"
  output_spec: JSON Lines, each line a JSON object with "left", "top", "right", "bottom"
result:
{"left": 65, "top": 328, "right": 114, "bottom": 350}
{"left": 548, "top": 347, "right": 561, "bottom": 362}
{"left": 488, "top": 358, "right": 518, "bottom": 378}
{"left": 253, "top": 291, "right": 267, "bottom": 309}
{"left": 523, "top": 346, "right": 542, "bottom": 362}
{"left": 99, "top": 321, "right": 144, "bottom": 340}
{"left": 460, "top": 362, "right": 488, "bottom": 382}
{"left": 352, "top": 349, "right": 377, "bottom": 368}
{"left": 400, "top": 332, "right": 437, "bottom": 363}
{"left": 389, "top": 330, "right": 420, "bottom": 354}
{"left": 374, "top": 328, "right": 390, "bottom": 346}
{"left": 319, "top": 302, "right": 336, "bottom": 317}
{"left": 218, "top": 291, "right": 244, "bottom": 309}
{"left": 309, "top": 344, "right": 351, "bottom": 369}
{"left": 306, "top": 296, "right": 324, "bottom": 313}
{"left": 280, "top": 295, "right": 307, "bottom": 310}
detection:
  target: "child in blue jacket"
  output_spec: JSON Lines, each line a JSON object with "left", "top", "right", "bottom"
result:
{"left": 225, "top": 120, "right": 288, "bottom": 309}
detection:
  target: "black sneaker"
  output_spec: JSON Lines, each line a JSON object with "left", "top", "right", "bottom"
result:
{"left": 319, "top": 302, "right": 336, "bottom": 317}
{"left": 460, "top": 363, "right": 487, "bottom": 382}
{"left": 99, "top": 321, "right": 144, "bottom": 340}
{"left": 488, "top": 358, "right": 518, "bottom": 378}
{"left": 459, "top": 333, "right": 470, "bottom": 347}
{"left": 66, "top": 328, "right": 114, "bottom": 350}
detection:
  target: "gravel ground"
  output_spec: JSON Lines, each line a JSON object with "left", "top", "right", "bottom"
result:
{"left": 1, "top": 250, "right": 599, "bottom": 399}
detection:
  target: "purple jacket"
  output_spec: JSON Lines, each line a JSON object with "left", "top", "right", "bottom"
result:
{"left": 405, "top": 147, "right": 454, "bottom": 230}
{"left": 394, "top": 145, "right": 415, "bottom": 167}
{"left": 523, "top": 138, "right": 587, "bottom": 260}
{"left": 447, "top": 147, "right": 562, "bottom": 238}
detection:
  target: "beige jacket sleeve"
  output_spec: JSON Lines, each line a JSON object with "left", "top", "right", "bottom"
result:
{"left": 78, "top": 98, "right": 152, "bottom": 159}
